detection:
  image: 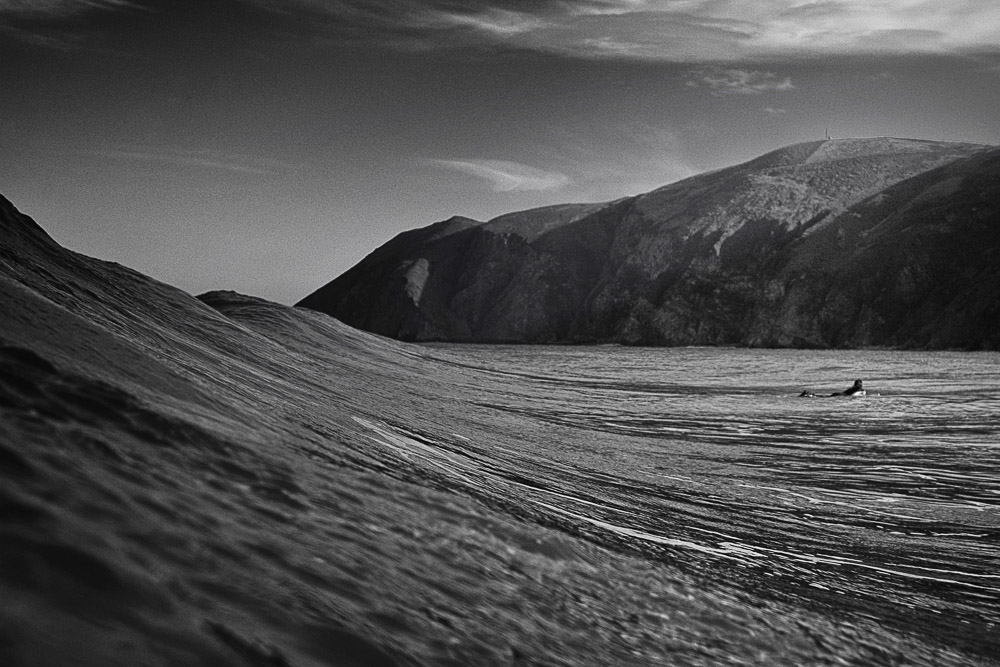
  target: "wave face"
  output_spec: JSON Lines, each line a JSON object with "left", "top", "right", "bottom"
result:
{"left": 2, "top": 197, "right": 1000, "bottom": 666}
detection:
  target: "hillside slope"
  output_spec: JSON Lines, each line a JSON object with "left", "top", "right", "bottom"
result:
{"left": 298, "top": 139, "right": 1000, "bottom": 349}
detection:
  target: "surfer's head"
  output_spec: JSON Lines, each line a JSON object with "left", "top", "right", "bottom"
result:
{"left": 840, "top": 379, "right": 866, "bottom": 396}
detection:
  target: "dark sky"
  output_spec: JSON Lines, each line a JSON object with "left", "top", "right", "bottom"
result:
{"left": 3, "top": 0, "right": 1000, "bottom": 304}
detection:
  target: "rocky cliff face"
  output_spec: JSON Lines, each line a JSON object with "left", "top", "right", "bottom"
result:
{"left": 298, "top": 138, "right": 1000, "bottom": 349}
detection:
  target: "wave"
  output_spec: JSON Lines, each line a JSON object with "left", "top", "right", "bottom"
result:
{"left": 2, "top": 196, "right": 999, "bottom": 665}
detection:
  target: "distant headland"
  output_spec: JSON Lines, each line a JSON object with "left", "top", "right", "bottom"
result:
{"left": 298, "top": 137, "right": 1000, "bottom": 350}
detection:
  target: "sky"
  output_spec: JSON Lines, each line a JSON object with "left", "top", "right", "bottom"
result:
{"left": 2, "top": 0, "right": 999, "bottom": 305}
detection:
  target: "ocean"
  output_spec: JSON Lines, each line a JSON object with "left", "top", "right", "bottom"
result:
{"left": 1, "top": 210, "right": 999, "bottom": 665}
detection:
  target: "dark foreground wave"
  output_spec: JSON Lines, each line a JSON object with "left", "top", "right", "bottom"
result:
{"left": 2, "top": 195, "right": 999, "bottom": 666}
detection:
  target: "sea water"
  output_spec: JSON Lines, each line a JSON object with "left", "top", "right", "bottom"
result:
{"left": 1, "top": 289, "right": 999, "bottom": 666}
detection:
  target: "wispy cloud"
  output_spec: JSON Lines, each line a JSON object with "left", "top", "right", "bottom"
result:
{"left": 8, "top": 0, "right": 1000, "bottom": 61}
{"left": 0, "top": 0, "right": 138, "bottom": 16}
{"left": 687, "top": 68, "right": 795, "bottom": 95}
{"left": 763, "top": 106, "right": 788, "bottom": 115}
{"left": 428, "top": 158, "right": 571, "bottom": 192}
{"left": 84, "top": 146, "right": 300, "bottom": 176}
{"left": 415, "top": 7, "right": 547, "bottom": 37}
{"left": 242, "top": 0, "right": 1000, "bottom": 62}
{"left": 0, "top": 0, "right": 143, "bottom": 46}
{"left": 537, "top": 122, "right": 701, "bottom": 199}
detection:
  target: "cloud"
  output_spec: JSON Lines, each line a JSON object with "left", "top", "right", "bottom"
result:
{"left": 538, "top": 122, "right": 701, "bottom": 199}
{"left": 415, "top": 6, "right": 547, "bottom": 36}
{"left": 0, "top": 0, "right": 137, "bottom": 16}
{"left": 240, "top": 0, "right": 1000, "bottom": 62}
{"left": 687, "top": 68, "right": 795, "bottom": 95}
{"left": 764, "top": 107, "right": 787, "bottom": 115}
{"left": 7, "top": 0, "right": 1000, "bottom": 61}
{"left": 0, "top": 0, "right": 144, "bottom": 46}
{"left": 428, "top": 158, "right": 571, "bottom": 192}
{"left": 84, "top": 146, "right": 300, "bottom": 175}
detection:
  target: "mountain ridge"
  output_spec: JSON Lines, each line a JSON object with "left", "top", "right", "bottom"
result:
{"left": 298, "top": 137, "right": 1000, "bottom": 349}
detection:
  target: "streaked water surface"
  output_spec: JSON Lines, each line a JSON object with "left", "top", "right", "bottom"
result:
{"left": 2, "top": 281, "right": 999, "bottom": 666}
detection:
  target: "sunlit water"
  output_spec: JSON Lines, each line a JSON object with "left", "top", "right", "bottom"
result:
{"left": 1, "top": 269, "right": 999, "bottom": 665}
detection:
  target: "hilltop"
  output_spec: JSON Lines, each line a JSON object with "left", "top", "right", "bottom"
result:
{"left": 298, "top": 138, "right": 1000, "bottom": 349}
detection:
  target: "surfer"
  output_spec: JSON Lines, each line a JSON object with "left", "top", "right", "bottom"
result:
{"left": 798, "top": 379, "right": 866, "bottom": 397}
{"left": 834, "top": 379, "right": 866, "bottom": 397}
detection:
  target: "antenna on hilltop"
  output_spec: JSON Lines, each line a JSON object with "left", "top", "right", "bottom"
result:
{"left": 825, "top": 128, "right": 831, "bottom": 140}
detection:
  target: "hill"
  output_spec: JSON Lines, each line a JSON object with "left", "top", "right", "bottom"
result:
{"left": 298, "top": 138, "right": 1000, "bottom": 349}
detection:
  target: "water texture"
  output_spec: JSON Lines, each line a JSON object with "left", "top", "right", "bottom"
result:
{"left": 1, "top": 265, "right": 998, "bottom": 665}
